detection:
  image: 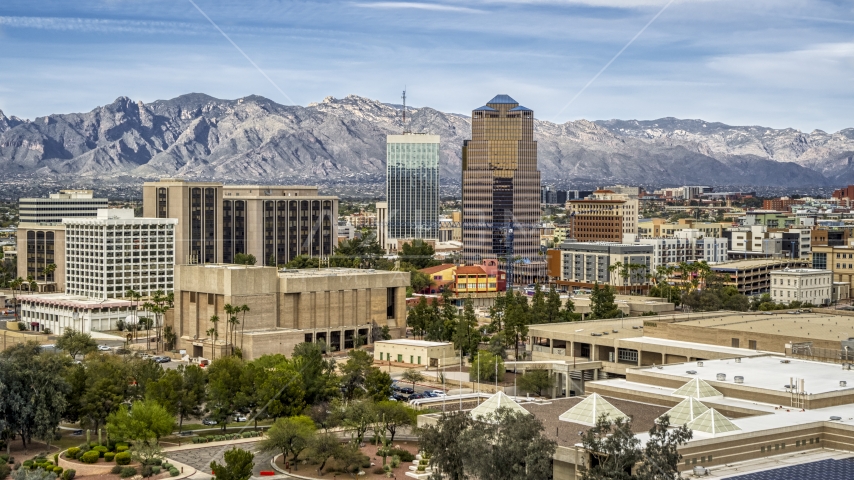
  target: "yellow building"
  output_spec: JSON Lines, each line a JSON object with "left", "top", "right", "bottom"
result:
{"left": 638, "top": 218, "right": 728, "bottom": 238}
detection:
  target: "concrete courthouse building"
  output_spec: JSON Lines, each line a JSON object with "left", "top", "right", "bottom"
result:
{"left": 172, "top": 264, "right": 409, "bottom": 360}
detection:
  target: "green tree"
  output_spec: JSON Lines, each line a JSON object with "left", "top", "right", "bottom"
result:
{"left": 407, "top": 297, "right": 429, "bottom": 338}
{"left": 259, "top": 416, "right": 316, "bottom": 471}
{"left": 401, "top": 368, "right": 425, "bottom": 391}
{"left": 559, "top": 296, "right": 581, "bottom": 323}
{"left": 589, "top": 282, "right": 621, "bottom": 320}
{"left": 423, "top": 298, "right": 444, "bottom": 342}
{"left": 468, "top": 351, "right": 504, "bottom": 383}
{"left": 146, "top": 365, "right": 206, "bottom": 431}
{"left": 409, "top": 269, "right": 434, "bottom": 295}
{"left": 400, "top": 239, "right": 440, "bottom": 269}
{"left": 291, "top": 342, "right": 339, "bottom": 405}
{"left": 452, "top": 297, "right": 481, "bottom": 359}
{"left": 75, "top": 353, "right": 131, "bottom": 433}
{"left": 543, "top": 285, "right": 563, "bottom": 323}
{"left": 211, "top": 448, "right": 254, "bottom": 480}
{"left": 106, "top": 400, "right": 175, "bottom": 449}
{"left": 0, "top": 342, "right": 70, "bottom": 452}
{"left": 379, "top": 325, "right": 392, "bottom": 340}
{"left": 206, "top": 356, "right": 246, "bottom": 431}
{"left": 256, "top": 358, "right": 306, "bottom": 419}
{"left": 343, "top": 400, "right": 376, "bottom": 445}
{"left": 364, "top": 367, "right": 393, "bottom": 402}
{"left": 460, "top": 408, "right": 556, "bottom": 480}
{"left": 439, "top": 289, "right": 458, "bottom": 342}
{"left": 285, "top": 255, "right": 320, "bottom": 269}
{"left": 233, "top": 253, "right": 257, "bottom": 266}
{"left": 340, "top": 349, "right": 375, "bottom": 401}
{"left": 420, "top": 412, "right": 471, "bottom": 480}
{"left": 504, "top": 291, "right": 531, "bottom": 360}
{"left": 530, "top": 284, "right": 546, "bottom": 322}
{"left": 517, "top": 368, "right": 554, "bottom": 397}
{"left": 374, "top": 401, "right": 416, "bottom": 443}
{"left": 308, "top": 432, "right": 343, "bottom": 474}
{"left": 55, "top": 329, "right": 97, "bottom": 358}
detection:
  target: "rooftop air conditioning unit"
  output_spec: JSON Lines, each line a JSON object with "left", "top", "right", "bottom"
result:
{"left": 735, "top": 358, "right": 742, "bottom": 363}
{"left": 697, "top": 361, "right": 704, "bottom": 367}
{"left": 734, "top": 376, "right": 744, "bottom": 384}
{"left": 686, "top": 370, "right": 697, "bottom": 375}
{"left": 717, "top": 373, "right": 726, "bottom": 381}
{"left": 841, "top": 381, "right": 848, "bottom": 388}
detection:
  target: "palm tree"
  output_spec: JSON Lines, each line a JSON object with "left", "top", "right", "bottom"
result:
{"left": 10, "top": 277, "right": 23, "bottom": 321}
{"left": 209, "top": 315, "right": 220, "bottom": 360}
{"left": 223, "top": 304, "right": 239, "bottom": 355}
{"left": 608, "top": 261, "right": 623, "bottom": 294}
{"left": 239, "top": 304, "right": 250, "bottom": 351}
{"left": 126, "top": 289, "right": 142, "bottom": 345}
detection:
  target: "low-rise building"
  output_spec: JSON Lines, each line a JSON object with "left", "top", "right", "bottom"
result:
{"left": 710, "top": 258, "right": 807, "bottom": 295}
{"left": 770, "top": 268, "right": 833, "bottom": 305}
{"left": 373, "top": 339, "right": 459, "bottom": 368}
{"left": 638, "top": 230, "right": 728, "bottom": 268}
{"left": 18, "top": 294, "right": 143, "bottom": 333}
{"left": 172, "top": 264, "right": 409, "bottom": 360}
{"left": 811, "top": 244, "right": 854, "bottom": 292}
{"left": 547, "top": 242, "right": 652, "bottom": 293}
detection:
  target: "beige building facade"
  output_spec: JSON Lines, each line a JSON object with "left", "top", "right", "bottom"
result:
{"left": 17, "top": 223, "right": 66, "bottom": 292}
{"left": 373, "top": 339, "right": 460, "bottom": 368}
{"left": 173, "top": 264, "right": 409, "bottom": 360}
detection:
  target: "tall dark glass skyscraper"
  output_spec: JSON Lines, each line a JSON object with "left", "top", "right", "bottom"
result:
{"left": 461, "top": 95, "right": 542, "bottom": 284}
{"left": 386, "top": 134, "right": 440, "bottom": 241}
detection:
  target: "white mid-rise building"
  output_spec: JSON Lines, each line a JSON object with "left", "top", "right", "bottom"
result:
{"left": 64, "top": 209, "right": 177, "bottom": 299}
{"left": 770, "top": 268, "right": 833, "bottom": 305}
{"left": 19, "top": 189, "right": 108, "bottom": 223}
{"left": 639, "top": 229, "right": 728, "bottom": 269}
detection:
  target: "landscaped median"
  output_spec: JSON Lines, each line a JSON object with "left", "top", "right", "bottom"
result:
{"left": 58, "top": 442, "right": 188, "bottom": 479}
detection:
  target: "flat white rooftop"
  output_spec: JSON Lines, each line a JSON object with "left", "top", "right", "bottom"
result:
{"left": 654, "top": 356, "right": 854, "bottom": 395}
{"left": 376, "top": 339, "right": 451, "bottom": 347}
{"left": 619, "top": 336, "right": 777, "bottom": 357}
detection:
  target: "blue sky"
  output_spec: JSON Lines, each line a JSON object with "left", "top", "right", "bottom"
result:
{"left": 0, "top": 0, "right": 852, "bottom": 131}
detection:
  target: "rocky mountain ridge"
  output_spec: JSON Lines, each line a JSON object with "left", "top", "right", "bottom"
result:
{"left": 1, "top": 93, "right": 852, "bottom": 187}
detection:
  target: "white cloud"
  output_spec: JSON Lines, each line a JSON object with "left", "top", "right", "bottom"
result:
{"left": 353, "top": 2, "right": 485, "bottom": 13}
{"left": 707, "top": 42, "right": 854, "bottom": 89}
{"left": 0, "top": 15, "right": 198, "bottom": 34}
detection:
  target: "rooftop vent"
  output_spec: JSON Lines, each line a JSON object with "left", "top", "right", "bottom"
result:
{"left": 591, "top": 333, "right": 603, "bottom": 337}
{"left": 734, "top": 376, "right": 744, "bottom": 384}
{"left": 697, "top": 361, "right": 704, "bottom": 367}
{"left": 686, "top": 370, "right": 697, "bottom": 374}
{"left": 841, "top": 381, "right": 848, "bottom": 388}
{"left": 780, "top": 359, "right": 791, "bottom": 364}
{"left": 632, "top": 326, "right": 640, "bottom": 330}
{"left": 830, "top": 416, "right": 842, "bottom": 421}
{"left": 717, "top": 373, "right": 726, "bottom": 381}
{"left": 735, "top": 358, "right": 742, "bottom": 363}
{"left": 612, "top": 329, "right": 619, "bottom": 333}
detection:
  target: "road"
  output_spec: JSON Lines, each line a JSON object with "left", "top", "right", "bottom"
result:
{"left": 165, "top": 441, "right": 277, "bottom": 477}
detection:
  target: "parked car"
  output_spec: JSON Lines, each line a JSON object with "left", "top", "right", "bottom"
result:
{"left": 408, "top": 393, "right": 425, "bottom": 402}
{"left": 398, "top": 387, "right": 415, "bottom": 395}
{"left": 422, "top": 391, "right": 437, "bottom": 398}
{"left": 97, "top": 345, "right": 111, "bottom": 351}
{"left": 428, "top": 390, "right": 447, "bottom": 397}
{"left": 154, "top": 356, "right": 171, "bottom": 363}
{"left": 391, "top": 394, "right": 408, "bottom": 402}
{"left": 234, "top": 415, "right": 248, "bottom": 422}
{"left": 202, "top": 418, "right": 218, "bottom": 426}
{"left": 71, "top": 429, "right": 84, "bottom": 436}
{"left": 179, "top": 430, "right": 194, "bottom": 436}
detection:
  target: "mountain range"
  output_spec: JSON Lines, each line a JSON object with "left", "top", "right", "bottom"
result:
{"left": 1, "top": 93, "right": 853, "bottom": 188}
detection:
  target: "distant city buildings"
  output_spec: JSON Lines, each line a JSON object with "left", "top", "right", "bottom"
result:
{"left": 547, "top": 241, "right": 652, "bottom": 293}
{"left": 567, "top": 190, "right": 639, "bottom": 243}
{"left": 142, "top": 180, "right": 338, "bottom": 266}
{"left": 19, "top": 189, "right": 108, "bottom": 223}
{"left": 461, "top": 95, "right": 542, "bottom": 284}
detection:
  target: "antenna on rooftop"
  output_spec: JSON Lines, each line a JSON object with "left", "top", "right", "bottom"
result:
{"left": 402, "top": 87, "right": 411, "bottom": 134}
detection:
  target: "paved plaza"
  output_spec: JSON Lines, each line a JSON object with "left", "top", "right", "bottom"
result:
{"left": 165, "top": 441, "right": 276, "bottom": 476}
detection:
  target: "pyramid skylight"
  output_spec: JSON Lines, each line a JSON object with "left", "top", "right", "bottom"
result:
{"left": 559, "top": 393, "right": 627, "bottom": 426}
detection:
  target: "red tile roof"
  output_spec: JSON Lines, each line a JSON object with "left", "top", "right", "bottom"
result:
{"left": 455, "top": 266, "right": 487, "bottom": 275}
{"left": 420, "top": 263, "right": 456, "bottom": 275}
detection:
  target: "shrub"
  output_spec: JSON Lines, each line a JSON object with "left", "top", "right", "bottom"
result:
{"left": 104, "top": 453, "right": 115, "bottom": 462}
{"left": 62, "top": 469, "right": 76, "bottom": 480}
{"left": 116, "top": 443, "right": 129, "bottom": 451}
{"left": 93, "top": 446, "right": 108, "bottom": 458}
{"left": 111, "top": 466, "right": 123, "bottom": 474}
{"left": 53, "top": 455, "right": 59, "bottom": 466}
{"left": 77, "top": 444, "right": 90, "bottom": 452}
{"left": 79, "top": 451, "right": 100, "bottom": 464}
{"left": 150, "top": 466, "right": 161, "bottom": 475}
{"left": 141, "top": 465, "right": 153, "bottom": 478}
{"left": 169, "top": 468, "right": 179, "bottom": 477}
{"left": 148, "top": 459, "right": 162, "bottom": 466}
{"left": 13, "top": 463, "right": 21, "bottom": 471}
{"left": 390, "top": 449, "right": 415, "bottom": 462}
{"left": 89, "top": 442, "right": 99, "bottom": 448}
{"left": 22, "top": 461, "right": 33, "bottom": 469}
{"left": 372, "top": 466, "right": 385, "bottom": 475}
{"left": 53, "top": 467, "right": 63, "bottom": 475}
{"left": 390, "top": 455, "right": 401, "bottom": 468}
{"left": 0, "top": 455, "right": 7, "bottom": 464}
{"left": 119, "top": 467, "right": 137, "bottom": 478}
{"left": 114, "top": 452, "right": 131, "bottom": 466}
{"left": 162, "top": 463, "right": 172, "bottom": 470}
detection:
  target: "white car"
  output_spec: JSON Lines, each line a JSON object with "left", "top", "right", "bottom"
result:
{"left": 428, "top": 390, "right": 447, "bottom": 397}
{"left": 234, "top": 415, "right": 248, "bottom": 422}
{"left": 97, "top": 345, "right": 111, "bottom": 352}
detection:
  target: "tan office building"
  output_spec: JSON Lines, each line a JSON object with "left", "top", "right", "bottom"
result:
{"left": 143, "top": 180, "right": 338, "bottom": 267}
{"left": 461, "top": 95, "right": 542, "bottom": 284}
{"left": 567, "top": 190, "right": 639, "bottom": 242}
{"left": 173, "top": 264, "right": 408, "bottom": 360}
{"left": 17, "top": 223, "right": 66, "bottom": 292}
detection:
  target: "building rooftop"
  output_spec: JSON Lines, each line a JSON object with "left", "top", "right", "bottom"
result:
{"left": 420, "top": 264, "right": 456, "bottom": 275}
{"left": 455, "top": 266, "right": 487, "bottom": 275}
{"left": 655, "top": 356, "right": 854, "bottom": 395}
{"left": 19, "top": 293, "right": 133, "bottom": 308}
{"left": 375, "top": 339, "right": 451, "bottom": 347}
{"left": 675, "top": 311, "right": 854, "bottom": 343}
{"left": 486, "top": 94, "right": 518, "bottom": 104}
{"left": 772, "top": 268, "right": 831, "bottom": 275}
{"left": 711, "top": 259, "right": 804, "bottom": 270}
